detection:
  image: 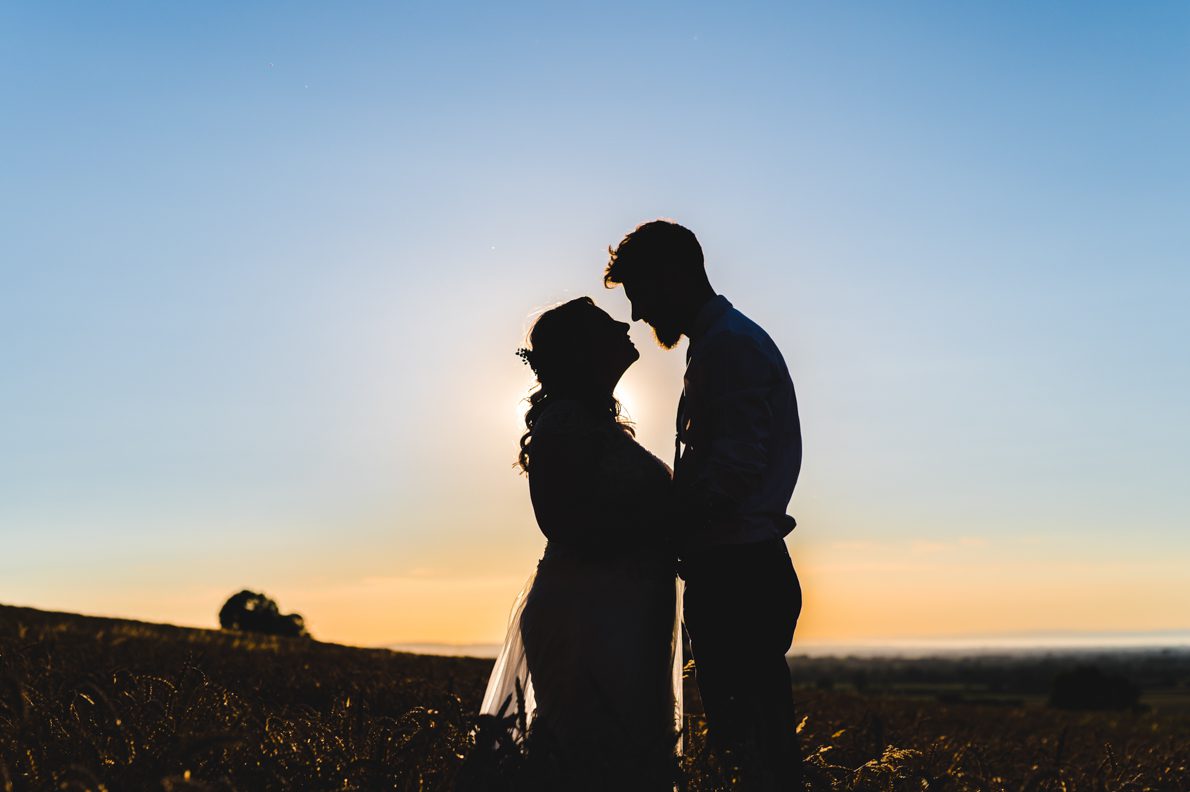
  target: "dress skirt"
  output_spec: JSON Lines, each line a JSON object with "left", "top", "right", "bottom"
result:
{"left": 480, "top": 545, "right": 682, "bottom": 786}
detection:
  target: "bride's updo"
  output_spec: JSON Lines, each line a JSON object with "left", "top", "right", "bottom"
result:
{"left": 517, "top": 297, "right": 632, "bottom": 473}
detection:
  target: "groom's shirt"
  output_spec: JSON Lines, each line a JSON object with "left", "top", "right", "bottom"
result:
{"left": 675, "top": 295, "right": 801, "bottom": 551}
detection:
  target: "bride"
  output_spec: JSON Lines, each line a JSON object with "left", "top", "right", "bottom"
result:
{"left": 480, "top": 297, "right": 683, "bottom": 789}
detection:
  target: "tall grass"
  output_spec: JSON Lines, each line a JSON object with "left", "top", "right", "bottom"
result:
{"left": 1, "top": 605, "right": 1185, "bottom": 791}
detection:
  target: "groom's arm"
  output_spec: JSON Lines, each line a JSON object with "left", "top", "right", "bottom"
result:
{"left": 687, "top": 334, "right": 775, "bottom": 518}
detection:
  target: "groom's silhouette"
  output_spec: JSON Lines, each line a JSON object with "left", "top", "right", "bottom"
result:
{"left": 606, "top": 220, "right": 803, "bottom": 790}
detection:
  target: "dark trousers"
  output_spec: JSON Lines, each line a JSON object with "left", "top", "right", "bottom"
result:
{"left": 681, "top": 538, "right": 803, "bottom": 790}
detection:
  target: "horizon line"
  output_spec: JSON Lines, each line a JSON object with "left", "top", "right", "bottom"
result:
{"left": 4, "top": 602, "right": 1186, "bottom": 657}
{"left": 387, "top": 628, "right": 1190, "bottom": 659}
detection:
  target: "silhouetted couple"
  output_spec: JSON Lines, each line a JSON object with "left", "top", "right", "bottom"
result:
{"left": 481, "top": 220, "right": 804, "bottom": 790}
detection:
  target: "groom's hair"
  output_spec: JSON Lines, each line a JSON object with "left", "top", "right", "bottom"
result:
{"left": 604, "top": 219, "right": 704, "bottom": 287}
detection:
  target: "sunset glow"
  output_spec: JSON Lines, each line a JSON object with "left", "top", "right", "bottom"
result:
{"left": 2, "top": 2, "right": 1187, "bottom": 652}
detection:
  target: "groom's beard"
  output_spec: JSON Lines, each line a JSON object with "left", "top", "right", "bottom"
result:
{"left": 653, "top": 324, "right": 682, "bottom": 349}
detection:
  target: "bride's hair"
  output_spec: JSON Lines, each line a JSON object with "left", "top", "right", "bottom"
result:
{"left": 517, "top": 297, "right": 633, "bottom": 473}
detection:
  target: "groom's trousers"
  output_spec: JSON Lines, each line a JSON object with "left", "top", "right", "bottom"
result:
{"left": 681, "top": 537, "right": 803, "bottom": 790}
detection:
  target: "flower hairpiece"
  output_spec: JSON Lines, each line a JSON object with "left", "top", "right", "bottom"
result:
{"left": 515, "top": 347, "right": 537, "bottom": 372}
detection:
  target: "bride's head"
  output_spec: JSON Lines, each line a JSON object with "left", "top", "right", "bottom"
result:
{"left": 517, "top": 297, "right": 638, "bottom": 472}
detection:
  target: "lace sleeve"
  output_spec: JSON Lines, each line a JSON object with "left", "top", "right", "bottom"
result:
{"left": 527, "top": 402, "right": 672, "bottom": 549}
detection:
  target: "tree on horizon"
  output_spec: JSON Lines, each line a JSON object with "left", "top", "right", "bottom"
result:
{"left": 218, "top": 590, "right": 309, "bottom": 639}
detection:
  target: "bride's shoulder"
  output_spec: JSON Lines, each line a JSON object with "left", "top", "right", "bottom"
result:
{"left": 531, "top": 399, "right": 599, "bottom": 435}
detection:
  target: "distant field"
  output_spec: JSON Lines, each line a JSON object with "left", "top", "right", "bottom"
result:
{"left": 785, "top": 649, "right": 1190, "bottom": 713}
{"left": 1, "top": 604, "right": 1186, "bottom": 790}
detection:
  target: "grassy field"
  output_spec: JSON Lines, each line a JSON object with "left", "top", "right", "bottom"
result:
{"left": 0, "top": 604, "right": 1186, "bottom": 790}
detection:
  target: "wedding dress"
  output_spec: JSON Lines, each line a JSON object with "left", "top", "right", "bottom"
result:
{"left": 480, "top": 399, "right": 683, "bottom": 782}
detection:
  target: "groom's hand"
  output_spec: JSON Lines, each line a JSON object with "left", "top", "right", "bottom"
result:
{"left": 677, "top": 480, "right": 739, "bottom": 535}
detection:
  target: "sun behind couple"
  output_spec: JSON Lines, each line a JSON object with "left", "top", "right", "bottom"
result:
{"left": 480, "top": 221, "right": 803, "bottom": 791}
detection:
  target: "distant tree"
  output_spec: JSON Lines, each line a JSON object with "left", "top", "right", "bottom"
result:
{"left": 218, "top": 590, "right": 310, "bottom": 638}
{"left": 1048, "top": 665, "right": 1139, "bottom": 711}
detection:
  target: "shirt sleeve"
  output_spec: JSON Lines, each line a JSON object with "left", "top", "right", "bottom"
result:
{"left": 688, "top": 333, "right": 775, "bottom": 506}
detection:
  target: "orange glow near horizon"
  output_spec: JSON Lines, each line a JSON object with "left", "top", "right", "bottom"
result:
{"left": 14, "top": 532, "right": 1181, "bottom": 650}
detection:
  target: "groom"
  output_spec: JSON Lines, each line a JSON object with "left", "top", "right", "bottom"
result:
{"left": 605, "top": 220, "right": 804, "bottom": 789}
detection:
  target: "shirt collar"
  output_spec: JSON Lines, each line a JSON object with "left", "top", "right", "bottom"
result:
{"left": 687, "top": 294, "right": 731, "bottom": 343}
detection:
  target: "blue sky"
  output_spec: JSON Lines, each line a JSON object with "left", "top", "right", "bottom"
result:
{"left": 2, "top": 2, "right": 1187, "bottom": 644}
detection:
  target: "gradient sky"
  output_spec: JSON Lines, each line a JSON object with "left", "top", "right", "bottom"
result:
{"left": 2, "top": 2, "right": 1188, "bottom": 648}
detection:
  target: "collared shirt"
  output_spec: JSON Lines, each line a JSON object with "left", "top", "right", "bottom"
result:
{"left": 675, "top": 295, "right": 801, "bottom": 551}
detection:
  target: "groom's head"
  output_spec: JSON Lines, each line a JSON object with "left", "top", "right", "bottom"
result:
{"left": 604, "top": 220, "right": 711, "bottom": 349}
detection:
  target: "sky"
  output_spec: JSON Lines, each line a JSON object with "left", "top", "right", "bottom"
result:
{"left": 2, "top": 2, "right": 1188, "bottom": 649}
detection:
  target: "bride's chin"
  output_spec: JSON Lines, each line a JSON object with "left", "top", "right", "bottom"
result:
{"left": 613, "top": 350, "right": 639, "bottom": 383}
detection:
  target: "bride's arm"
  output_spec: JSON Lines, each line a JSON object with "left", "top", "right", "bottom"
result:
{"left": 528, "top": 407, "right": 665, "bottom": 551}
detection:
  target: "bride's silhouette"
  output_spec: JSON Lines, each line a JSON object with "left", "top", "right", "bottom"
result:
{"left": 481, "top": 297, "right": 682, "bottom": 790}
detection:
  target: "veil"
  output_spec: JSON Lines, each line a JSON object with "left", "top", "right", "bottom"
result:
{"left": 479, "top": 567, "right": 685, "bottom": 753}
{"left": 479, "top": 568, "right": 539, "bottom": 738}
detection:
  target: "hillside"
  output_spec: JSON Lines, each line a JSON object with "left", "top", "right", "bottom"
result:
{"left": 1, "top": 603, "right": 1186, "bottom": 790}
{"left": 0, "top": 603, "right": 489, "bottom": 790}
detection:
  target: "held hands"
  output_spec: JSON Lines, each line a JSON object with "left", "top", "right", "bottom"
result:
{"left": 672, "top": 479, "right": 739, "bottom": 540}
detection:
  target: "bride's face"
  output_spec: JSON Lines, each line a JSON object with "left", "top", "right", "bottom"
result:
{"left": 582, "top": 305, "right": 639, "bottom": 389}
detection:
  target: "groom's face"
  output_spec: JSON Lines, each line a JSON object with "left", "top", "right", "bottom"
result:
{"left": 623, "top": 277, "right": 682, "bottom": 350}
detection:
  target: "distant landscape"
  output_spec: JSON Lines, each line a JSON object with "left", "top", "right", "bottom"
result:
{"left": 394, "top": 637, "right": 1190, "bottom": 715}
{"left": 391, "top": 630, "right": 1190, "bottom": 659}
{"left": 2, "top": 602, "right": 1187, "bottom": 790}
